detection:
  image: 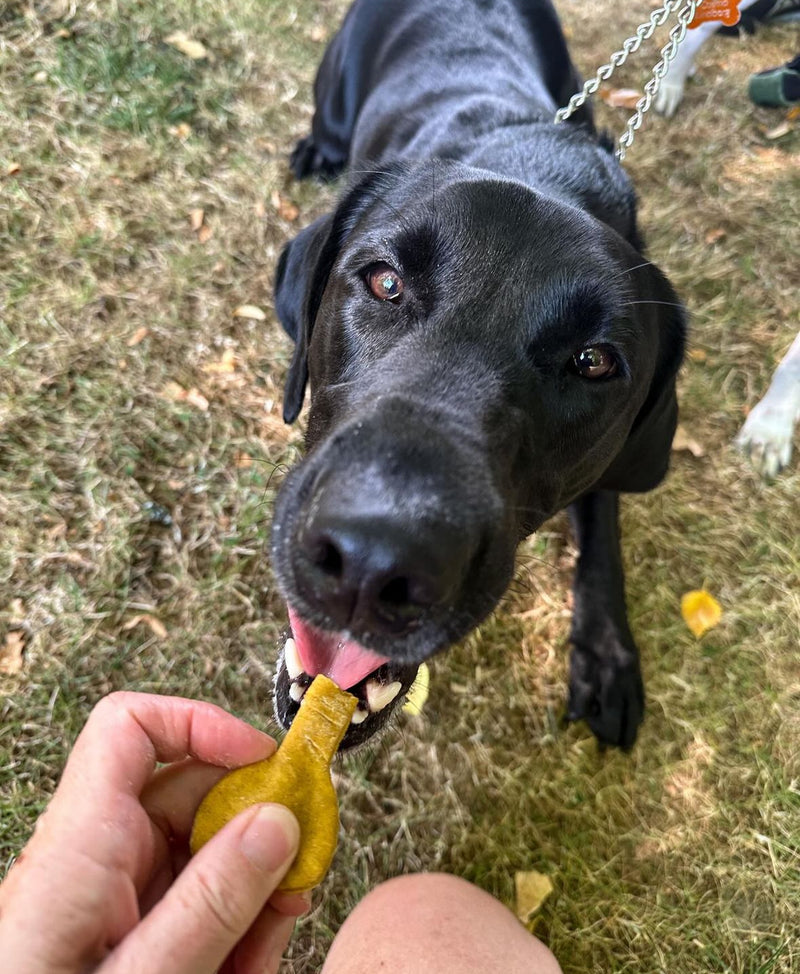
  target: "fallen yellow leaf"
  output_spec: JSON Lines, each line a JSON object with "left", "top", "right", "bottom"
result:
{"left": 197, "top": 223, "right": 213, "bottom": 244}
{"left": 169, "top": 122, "right": 193, "bottom": 140}
{"left": 202, "top": 349, "right": 237, "bottom": 374}
{"left": 515, "top": 871, "right": 554, "bottom": 923}
{"left": 403, "top": 662, "right": 430, "bottom": 715}
{"left": 164, "top": 31, "right": 210, "bottom": 61}
{"left": 233, "top": 304, "right": 267, "bottom": 321}
{"left": 681, "top": 590, "right": 722, "bottom": 638}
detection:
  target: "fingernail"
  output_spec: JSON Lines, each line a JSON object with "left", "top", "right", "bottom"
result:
{"left": 240, "top": 804, "right": 300, "bottom": 873}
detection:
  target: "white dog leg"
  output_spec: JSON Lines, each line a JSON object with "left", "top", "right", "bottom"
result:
{"left": 736, "top": 332, "right": 800, "bottom": 477}
{"left": 654, "top": 0, "right": 764, "bottom": 117}
{"left": 654, "top": 23, "right": 717, "bottom": 116}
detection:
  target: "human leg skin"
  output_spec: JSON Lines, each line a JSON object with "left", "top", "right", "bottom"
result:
{"left": 321, "top": 873, "right": 563, "bottom": 974}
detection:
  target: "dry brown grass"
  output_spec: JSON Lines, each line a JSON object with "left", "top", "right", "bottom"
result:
{"left": 1, "top": 1, "right": 799, "bottom": 972}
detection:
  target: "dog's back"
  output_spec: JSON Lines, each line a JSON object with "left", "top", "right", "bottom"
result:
{"left": 296, "top": 0, "right": 639, "bottom": 244}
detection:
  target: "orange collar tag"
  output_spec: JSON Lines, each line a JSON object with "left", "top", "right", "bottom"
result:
{"left": 688, "top": 0, "right": 741, "bottom": 28}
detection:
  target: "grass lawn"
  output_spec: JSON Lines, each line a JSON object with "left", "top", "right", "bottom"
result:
{"left": 1, "top": 1, "right": 798, "bottom": 971}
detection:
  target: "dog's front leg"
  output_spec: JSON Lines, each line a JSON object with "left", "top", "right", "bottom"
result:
{"left": 566, "top": 490, "right": 644, "bottom": 749}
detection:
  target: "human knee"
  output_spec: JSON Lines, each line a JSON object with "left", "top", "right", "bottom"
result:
{"left": 322, "top": 873, "right": 562, "bottom": 974}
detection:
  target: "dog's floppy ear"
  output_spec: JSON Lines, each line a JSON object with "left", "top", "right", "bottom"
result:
{"left": 274, "top": 213, "right": 336, "bottom": 423}
{"left": 599, "top": 262, "right": 687, "bottom": 493}
{"left": 274, "top": 168, "right": 405, "bottom": 423}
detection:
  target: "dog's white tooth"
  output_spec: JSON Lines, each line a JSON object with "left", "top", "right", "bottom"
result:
{"left": 289, "top": 681, "right": 306, "bottom": 703}
{"left": 284, "top": 637, "right": 304, "bottom": 680}
{"left": 350, "top": 707, "right": 368, "bottom": 725}
{"left": 366, "top": 680, "right": 402, "bottom": 713}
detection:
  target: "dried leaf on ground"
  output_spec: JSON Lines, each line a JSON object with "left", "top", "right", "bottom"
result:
{"left": 270, "top": 190, "right": 300, "bottom": 222}
{"left": 687, "top": 348, "right": 708, "bottom": 363}
{"left": 164, "top": 31, "right": 210, "bottom": 61}
{"left": 233, "top": 304, "right": 267, "bottom": 321}
{"left": 169, "top": 122, "right": 193, "bottom": 140}
{"left": 189, "top": 208, "right": 205, "bottom": 232}
{"left": 681, "top": 590, "right": 722, "bottom": 638}
{"left": 163, "top": 382, "right": 210, "bottom": 411}
{"left": 672, "top": 425, "right": 705, "bottom": 458}
{"left": 1, "top": 630, "right": 26, "bottom": 675}
{"left": 599, "top": 87, "right": 641, "bottom": 109}
{"left": 202, "top": 349, "right": 237, "bottom": 374}
{"left": 6, "top": 162, "right": 21, "bottom": 177}
{"left": 403, "top": 662, "right": 430, "bottom": 715}
{"left": 185, "top": 388, "right": 210, "bottom": 410}
{"left": 704, "top": 228, "right": 726, "bottom": 245}
{"left": 197, "top": 224, "right": 213, "bottom": 244}
{"left": 308, "top": 24, "right": 328, "bottom": 42}
{"left": 127, "top": 326, "right": 149, "bottom": 347}
{"left": 515, "top": 871, "right": 554, "bottom": 923}
{"left": 122, "top": 614, "right": 168, "bottom": 639}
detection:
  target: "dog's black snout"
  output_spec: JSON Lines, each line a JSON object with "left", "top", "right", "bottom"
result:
{"left": 297, "top": 503, "right": 463, "bottom": 635}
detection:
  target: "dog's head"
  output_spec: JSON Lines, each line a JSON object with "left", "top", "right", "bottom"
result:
{"left": 270, "top": 161, "right": 685, "bottom": 747}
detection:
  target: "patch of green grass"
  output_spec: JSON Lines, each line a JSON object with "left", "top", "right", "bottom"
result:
{"left": 51, "top": 23, "right": 233, "bottom": 136}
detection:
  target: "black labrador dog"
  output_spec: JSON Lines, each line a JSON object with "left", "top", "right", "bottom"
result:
{"left": 271, "top": 0, "right": 686, "bottom": 751}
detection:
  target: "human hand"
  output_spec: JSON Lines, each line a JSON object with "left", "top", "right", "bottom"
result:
{"left": 0, "top": 692, "right": 308, "bottom": 974}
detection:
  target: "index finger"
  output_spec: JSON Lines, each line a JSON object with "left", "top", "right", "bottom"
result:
{"left": 58, "top": 692, "right": 276, "bottom": 804}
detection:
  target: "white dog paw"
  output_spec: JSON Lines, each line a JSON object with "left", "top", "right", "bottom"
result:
{"left": 735, "top": 400, "right": 796, "bottom": 477}
{"left": 653, "top": 80, "right": 685, "bottom": 117}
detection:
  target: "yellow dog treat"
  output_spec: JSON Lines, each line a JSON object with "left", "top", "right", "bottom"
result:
{"left": 190, "top": 675, "right": 357, "bottom": 892}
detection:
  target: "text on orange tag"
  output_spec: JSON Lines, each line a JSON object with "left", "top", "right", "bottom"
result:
{"left": 689, "top": 0, "right": 741, "bottom": 29}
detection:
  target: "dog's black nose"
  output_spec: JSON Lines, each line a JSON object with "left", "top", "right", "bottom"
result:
{"left": 296, "top": 496, "right": 466, "bottom": 635}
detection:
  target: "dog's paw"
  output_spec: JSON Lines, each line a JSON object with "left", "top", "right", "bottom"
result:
{"left": 567, "top": 637, "right": 644, "bottom": 749}
{"left": 735, "top": 396, "right": 797, "bottom": 478}
{"left": 289, "top": 135, "right": 345, "bottom": 181}
{"left": 653, "top": 79, "right": 686, "bottom": 118}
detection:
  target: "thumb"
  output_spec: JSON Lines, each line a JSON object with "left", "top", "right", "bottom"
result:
{"left": 103, "top": 803, "right": 300, "bottom": 974}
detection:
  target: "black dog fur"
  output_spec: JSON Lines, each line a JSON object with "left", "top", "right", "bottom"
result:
{"left": 270, "top": 0, "right": 686, "bottom": 750}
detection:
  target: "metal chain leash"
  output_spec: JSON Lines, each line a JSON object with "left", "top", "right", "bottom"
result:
{"left": 554, "top": 0, "right": 705, "bottom": 159}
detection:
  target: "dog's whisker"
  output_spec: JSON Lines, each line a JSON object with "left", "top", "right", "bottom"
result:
{"left": 610, "top": 260, "right": 654, "bottom": 280}
{"left": 622, "top": 299, "right": 687, "bottom": 310}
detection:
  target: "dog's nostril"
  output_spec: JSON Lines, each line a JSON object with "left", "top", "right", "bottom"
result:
{"left": 310, "top": 539, "right": 344, "bottom": 577}
{"left": 379, "top": 576, "right": 410, "bottom": 607}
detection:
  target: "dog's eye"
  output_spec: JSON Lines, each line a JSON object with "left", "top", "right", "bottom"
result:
{"left": 572, "top": 346, "right": 618, "bottom": 379}
{"left": 364, "top": 263, "right": 404, "bottom": 301}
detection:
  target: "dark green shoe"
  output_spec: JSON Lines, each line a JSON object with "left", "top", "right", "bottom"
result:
{"left": 748, "top": 54, "right": 800, "bottom": 107}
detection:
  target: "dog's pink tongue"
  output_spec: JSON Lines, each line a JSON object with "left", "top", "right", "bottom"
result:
{"left": 288, "top": 608, "right": 391, "bottom": 690}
